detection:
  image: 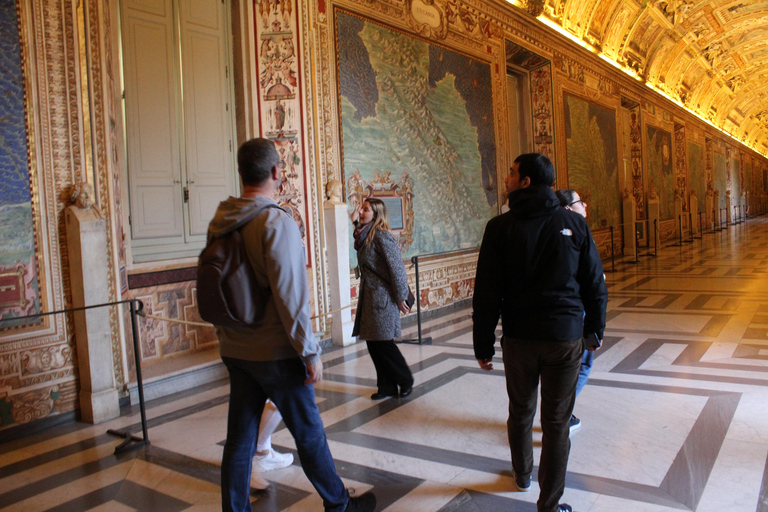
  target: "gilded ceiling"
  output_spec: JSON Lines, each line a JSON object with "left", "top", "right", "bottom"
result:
{"left": 522, "top": 0, "right": 768, "bottom": 155}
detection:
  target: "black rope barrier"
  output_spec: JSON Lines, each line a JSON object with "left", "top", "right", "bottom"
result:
{"left": 0, "top": 300, "right": 150, "bottom": 454}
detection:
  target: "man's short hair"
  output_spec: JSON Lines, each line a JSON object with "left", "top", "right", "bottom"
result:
{"left": 238, "top": 138, "right": 279, "bottom": 186}
{"left": 514, "top": 153, "right": 554, "bottom": 187}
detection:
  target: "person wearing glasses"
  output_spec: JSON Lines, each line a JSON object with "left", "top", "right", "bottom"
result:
{"left": 556, "top": 189, "right": 594, "bottom": 434}
{"left": 558, "top": 190, "right": 587, "bottom": 219}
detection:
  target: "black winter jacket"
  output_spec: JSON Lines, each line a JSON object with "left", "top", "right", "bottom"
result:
{"left": 473, "top": 185, "right": 608, "bottom": 361}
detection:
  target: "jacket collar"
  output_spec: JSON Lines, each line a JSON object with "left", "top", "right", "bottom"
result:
{"left": 507, "top": 185, "right": 560, "bottom": 218}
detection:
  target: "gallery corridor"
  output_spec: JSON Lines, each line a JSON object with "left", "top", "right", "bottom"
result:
{"left": 2, "top": 218, "right": 768, "bottom": 511}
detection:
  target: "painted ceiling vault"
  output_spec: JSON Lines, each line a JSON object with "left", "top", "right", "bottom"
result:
{"left": 520, "top": 0, "right": 768, "bottom": 155}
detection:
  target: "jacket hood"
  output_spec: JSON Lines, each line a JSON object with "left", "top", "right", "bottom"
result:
{"left": 207, "top": 195, "right": 279, "bottom": 240}
{"left": 507, "top": 185, "right": 560, "bottom": 219}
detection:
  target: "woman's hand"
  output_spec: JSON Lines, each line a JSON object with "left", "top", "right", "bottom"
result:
{"left": 398, "top": 300, "right": 411, "bottom": 314}
{"left": 349, "top": 205, "right": 361, "bottom": 224}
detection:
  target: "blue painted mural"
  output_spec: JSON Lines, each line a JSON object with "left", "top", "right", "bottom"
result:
{"left": 0, "top": 0, "right": 40, "bottom": 326}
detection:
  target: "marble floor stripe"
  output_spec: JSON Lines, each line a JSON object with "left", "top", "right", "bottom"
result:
{"left": 0, "top": 450, "right": 137, "bottom": 509}
{"left": 0, "top": 434, "right": 114, "bottom": 479}
{"left": 609, "top": 338, "right": 768, "bottom": 386}
{"left": 659, "top": 393, "right": 740, "bottom": 510}
{"left": 44, "top": 480, "right": 191, "bottom": 512}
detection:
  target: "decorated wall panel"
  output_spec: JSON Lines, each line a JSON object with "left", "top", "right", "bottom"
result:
{"left": 645, "top": 124, "right": 674, "bottom": 220}
{"left": 530, "top": 64, "right": 555, "bottom": 159}
{"left": 627, "top": 104, "right": 644, "bottom": 219}
{"left": 0, "top": 1, "right": 41, "bottom": 328}
{"left": 335, "top": 10, "right": 497, "bottom": 265}
{"left": 255, "top": 0, "right": 311, "bottom": 264}
{"left": 732, "top": 150, "right": 741, "bottom": 203}
{"left": 674, "top": 123, "right": 687, "bottom": 212}
{"left": 714, "top": 151, "right": 727, "bottom": 210}
{"left": 563, "top": 92, "right": 620, "bottom": 230}
{"left": 0, "top": 0, "right": 119, "bottom": 432}
{"left": 688, "top": 141, "right": 705, "bottom": 215}
{"left": 744, "top": 157, "right": 752, "bottom": 206}
{"left": 123, "top": 281, "right": 217, "bottom": 376}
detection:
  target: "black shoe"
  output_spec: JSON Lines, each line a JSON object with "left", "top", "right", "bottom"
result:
{"left": 569, "top": 414, "right": 581, "bottom": 433}
{"left": 399, "top": 385, "right": 413, "bottom": 398}
{"left": 557, "top": 504, "right": 572, "bottom": 512}
{"left": 345, "top": 491, "right": 377, "bottom": 512}
{"left": 370, "top": 392, "right": 394, "bottom": 400}
{"left": 513, "top": 472, "right": 531, "bottom": 492}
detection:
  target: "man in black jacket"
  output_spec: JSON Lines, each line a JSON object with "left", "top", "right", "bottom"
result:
{"left": 473, "top": 153, "right": 608, "bottom": 512}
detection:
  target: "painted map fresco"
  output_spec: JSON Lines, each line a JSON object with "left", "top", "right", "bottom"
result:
{"left": 732, "top": 156, "right": 741, "bottom": 202}
{"left": 336, "top": 12, "right": 496, "bottom": 264}
{"left": 744, "top": 158, "right": 752, "bottom": 199}
{"left": 563, "top": 93, "right": 620, "bottom": 230}
{"left": 0, "top": 0, "right": 40, "bottom": 326}
{"left": 646, "top": 125, "right": 675, "bottom": 220}
{"left": 688, "top": 142, "right": 705, "bottom": 214}
{"left": 714, "top": 153, "right": 726, "bottom": 209}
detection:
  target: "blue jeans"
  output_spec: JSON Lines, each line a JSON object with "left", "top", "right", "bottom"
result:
{"left": 221, "top": 357, "right": 348, "bottom": 512}
{"left": 574, "top": 349, "right": 594, "bottom": 398}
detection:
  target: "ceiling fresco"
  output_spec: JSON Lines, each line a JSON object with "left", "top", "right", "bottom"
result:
{"left": 521, "top": 0, "right": 768, "bottom": 155}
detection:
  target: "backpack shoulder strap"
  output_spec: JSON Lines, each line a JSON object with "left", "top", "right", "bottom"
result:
{"left": 208, "top": 202, "right": 284, "bottom": 243}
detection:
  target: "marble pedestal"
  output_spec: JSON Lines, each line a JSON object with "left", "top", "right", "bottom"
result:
{"left": 323, "top": 202, "right": 355, "bottom": 346}
{"left": 65, "top": 206, "right": 120, "bottom": 424}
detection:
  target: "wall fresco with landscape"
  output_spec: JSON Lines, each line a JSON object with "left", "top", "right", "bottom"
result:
{"left": 646, "top": 125, "right": 675, "bottom": 220}
{"left": 336, "top": 11, "right": 496, "bottom": 265}
{"left": 688, "top": 142, "right": 705, "bottom": 214}
{"left": 563, "top": 93, "right": 620, "bottom": 230}
{"left": 732, "top": 156, "right": 741, "bottom": 204}
{"left": 714, "top": 152, "right": 726, "bottom": 209}
{"left": 744, "top": 158, "right": 752, "bottom": 203}
{"left": 0, "top": 1, "right": 40, "bottom": 328}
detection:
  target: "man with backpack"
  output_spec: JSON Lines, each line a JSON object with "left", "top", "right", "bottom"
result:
{"left": 203, "top": 138, "right": 376, "bottom": 512}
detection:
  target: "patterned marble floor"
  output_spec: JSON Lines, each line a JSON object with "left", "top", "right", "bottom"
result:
{"left": 3, "top": 218, "right": 768, "bottom": 512}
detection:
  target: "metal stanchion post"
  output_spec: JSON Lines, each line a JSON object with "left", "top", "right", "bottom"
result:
{"left": 609, "top": 226, "right": 615, "bottom": 272}
{"left": 654, "top": 219, "right": 658, "bottom": 256}
{"left": 404, "top": 256, "right": 431, "bottom": 345}
{"left": 697, "top": 211, "right": 703, "bottom": 238}
{"left": 686, "top": 213, "right": 693, "bottom": 243}
{"left": 107, "top": 299, "right": 150, "bottom": 454}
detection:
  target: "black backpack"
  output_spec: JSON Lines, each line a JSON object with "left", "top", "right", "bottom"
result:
{"left": 197, "top": 204, "right": 279, "bottom": 327}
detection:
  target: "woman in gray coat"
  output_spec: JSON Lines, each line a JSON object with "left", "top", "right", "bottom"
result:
{"left": 351, "top": 198, "right": 414, "bottom": 400}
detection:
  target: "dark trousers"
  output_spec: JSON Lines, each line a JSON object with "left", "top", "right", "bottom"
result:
{"left": 366, "top": 339, "right": 413, "bottom": 395}
{"left": 501, "top": 336, "right": 582, "bottom": 512}
{"left": 221, "top": 357, "right": 348, "bottom": 512}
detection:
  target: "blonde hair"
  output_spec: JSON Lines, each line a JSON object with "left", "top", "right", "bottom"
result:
{"left": 362, "top": 198, "right": 391, "bottom": 247}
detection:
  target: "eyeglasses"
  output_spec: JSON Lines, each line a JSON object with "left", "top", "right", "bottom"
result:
{"left": 568, "top": 199, "right": 586, "bottom": 207}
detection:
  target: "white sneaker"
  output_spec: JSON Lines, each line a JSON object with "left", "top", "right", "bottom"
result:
{"left": 253, "top": 448, "right": 294, "bottom": 472}
{"left": 250, "top": 474, "right": 270, "bottom": 490}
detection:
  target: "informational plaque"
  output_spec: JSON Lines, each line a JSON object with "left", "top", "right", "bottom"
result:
{"left": 381, "top": 197, "right": 404, "bottom": 230}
